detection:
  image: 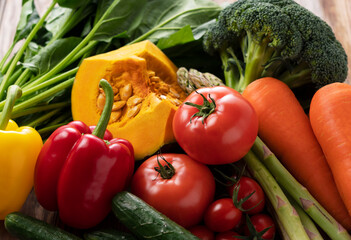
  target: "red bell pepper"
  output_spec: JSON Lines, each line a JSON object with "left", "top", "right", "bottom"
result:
{"left": 34, "top": 79, "right": 134, "bottom": 229}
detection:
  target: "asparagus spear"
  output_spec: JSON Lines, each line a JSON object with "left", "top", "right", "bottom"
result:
{"left": 177, "top": 67, "right": 224, "bottom": 95}
{"left": 287, "top": 194, "right": 324, "bottom": 240}
{"left": 252, "top": 137, "right": 351, "bottom": 240}
{"left": 243, "top": 150, "right": 310, "bottom": 240}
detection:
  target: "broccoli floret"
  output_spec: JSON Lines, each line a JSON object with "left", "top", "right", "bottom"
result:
{"left": 203, "top": 0, "right": 348, "bottom": 93}
{"left": 276, "top": 4, "right": 348, "bottom": 88}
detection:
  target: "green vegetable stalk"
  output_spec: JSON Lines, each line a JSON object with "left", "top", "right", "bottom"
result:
{"left": 243, "top": 150, "right": 310, "bottom": 240}
{"left": 0, "top": 0, "right": 221, "bottom": 138}
{"left": 287, "top": 194, "right": 324, "bottom": 240}
{"left": 252, "top": 137, "right": 351, "bottom": 240}
{"left": 177, "top": 67, "right": 224, "bottom": 95}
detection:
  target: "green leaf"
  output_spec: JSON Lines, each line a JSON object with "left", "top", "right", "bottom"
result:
{"left": 157, "top": 25, "right": 195, "bottom": 50}
{"left": 57, "top": 0, "right": 92, "bottom": 9}
{"left": 14, "top": 0, "right": 40, "bottom": 43}
{"left": 130, "top": 0, "right": 222, "bottom": 44}
{"left": 23, "top": 37, "right": 82, "bottom": 75}
{"left": 45, "top": 6, "right": 73, "bottom": 38}
{"left": 92, "top": 0, "right": 147, "bottom": 42}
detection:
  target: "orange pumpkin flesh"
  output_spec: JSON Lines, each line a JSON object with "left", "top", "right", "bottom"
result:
{"left": 71, "top": 40, "right": 187, "bottom": 160}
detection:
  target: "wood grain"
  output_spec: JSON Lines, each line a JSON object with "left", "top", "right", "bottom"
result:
{"left": 0, "top": 0, "right": 350, "bottom": 239}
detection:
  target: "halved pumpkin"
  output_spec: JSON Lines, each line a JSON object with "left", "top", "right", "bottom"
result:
{"left": 71, "top": 40, "right": 186, "bottom": 160}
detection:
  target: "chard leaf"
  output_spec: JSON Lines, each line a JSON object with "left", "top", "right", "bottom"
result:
{"left": 23, "top": 37, "right": 81, "bottom": 75}
{"left": 92, "top": 0, "right": 147, "bottom": 42}
{"left": 14, "top": 0, "right": 40, "bottom": 43}
{"left": 129, "top": 0, "right": 221, "bottom": 44}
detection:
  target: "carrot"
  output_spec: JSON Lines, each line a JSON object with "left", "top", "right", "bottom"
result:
{"left": 309, "top": 82, "right": 351, "bottom": 218}
{"left": 242, "top": 77, "right": 351, "bottom": 230}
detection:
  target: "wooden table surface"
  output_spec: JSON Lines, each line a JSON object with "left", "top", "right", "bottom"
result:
{"left": 0, "top": 0, "right": 351, "bottom": 239}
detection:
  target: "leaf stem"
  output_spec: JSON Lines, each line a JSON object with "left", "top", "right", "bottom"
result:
{"left": 0, "top": 85, "right": 22, "bottom": 130}
{"left": 0, "top": 42, "right": 15, "bottom": 72}
{"left": 11, "top": 77, "right": 74, "bottom": 115}
{"left": 0, "top": 0, "right": 58, "bottom": 100}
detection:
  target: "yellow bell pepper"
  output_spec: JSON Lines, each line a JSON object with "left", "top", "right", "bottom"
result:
{"left": 0, "top": 85, "right": 43, "bottom": 219}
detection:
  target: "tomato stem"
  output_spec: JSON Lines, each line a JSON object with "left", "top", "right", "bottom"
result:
{"left": 185, "top": 91, "right": 216, "bottom": 124}
{"left": 154, "top": 155, "right": 176, "bottom": 179}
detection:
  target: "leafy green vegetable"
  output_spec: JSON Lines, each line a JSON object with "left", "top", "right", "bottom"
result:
{"left": 23, "top": 37, "right": 81, "bottom": 74}
{"left": 130, "top": 0, "right": 222, "bottom": 44}
{"left": 0, "top": 0, "right": 221, "bottom": 137}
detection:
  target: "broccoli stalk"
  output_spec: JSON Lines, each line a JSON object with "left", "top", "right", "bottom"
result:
{"left": 203, "top": 0, "right": 348, "bottom": 94}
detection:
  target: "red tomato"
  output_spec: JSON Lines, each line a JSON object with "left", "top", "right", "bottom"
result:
{"left": 131, "top": 153, "right": 216, "bottom": 228}
{"left": 173, "top": 86, "right": 258, "bottom": 165}
{"left": 215, "top": 231, "right": 242, "bottom": 240}
{"left": 188, "top": 225, "right": 215, "bottom": 240}
{"left": 245, "top": 214, "right": 276, "bottom": 240}
{"left": 228, "top": 176, "right": 265, "bottom": 214}
{"left": 204, "top": 198, "right": 242, "bottom": 232}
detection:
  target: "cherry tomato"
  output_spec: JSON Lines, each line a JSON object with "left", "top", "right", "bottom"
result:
{"left": 204, "top": 198, "right": 242, "bottom": 232}
{"left": 228, "top": 176, "right": 265, "bottom": 214}
{"left": 215, "top": 231, "right": 242, "bottom": 240}
{"left": 245, "top": 214, "right": 276, "bottom": 240}
{"left": 188, "top": 225, "right": 215, "bottom": 240}
{"left": 131, "top": 153, "right": 215, "bottom": 228}
{"left": 173, "top": 86, "right": 258, "bottom": 165}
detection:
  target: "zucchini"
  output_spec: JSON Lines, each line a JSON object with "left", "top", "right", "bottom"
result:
{"left": 4, "top": 212, "right": 82, "bottom": 240}
{"left": 111, "top": 191, "right": 200, "bottom": 240}
{"left": 84, "top": 228, "right": 136, "bottom": 240}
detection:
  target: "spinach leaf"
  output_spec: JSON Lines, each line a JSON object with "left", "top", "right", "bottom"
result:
{"left": 45, "top": 7, "right": 73, "bottom": 38}
{"left": 129, "top": 0, "right": 221, "bottom": 44}
{"left": 14, "top": 0, "right": 40, "bottom": 43}
{"left": 157, "top": 25, "right": 195, "bottom": 50}
{"left": 92, "top": 0, "right": 147, "bottom": 42}
{"left": 23, "top": 37, "right": 81, "bottom": 75}
{"left": 45, "top": 3, "right": 96, "bottom": 42}
{"left": 57, "top": 0, "right": 92, "bottom": 9}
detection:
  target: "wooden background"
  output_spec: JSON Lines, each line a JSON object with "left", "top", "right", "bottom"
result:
{"left": 0, "top": 0, "right": 351, "bottom": 239}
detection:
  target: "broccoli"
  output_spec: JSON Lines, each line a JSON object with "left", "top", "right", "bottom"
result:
{"left": 203, "top": 0, "right": 348, "bottom": 93}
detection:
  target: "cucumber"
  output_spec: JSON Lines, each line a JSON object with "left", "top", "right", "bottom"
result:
{"left": 84, "top": 229, "right": 136, "bottom": 240}
{"left": 111, "top": 191, "right": 200, "bottom": 240}
{"left": 4, "top": 212, "right": 82, "bottom": 240}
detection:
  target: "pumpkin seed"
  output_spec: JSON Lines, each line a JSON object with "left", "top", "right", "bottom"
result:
{"left": 112, "top": 101, "right": 126, "bottom": 111}
{"left": 110, "top": 110, "right": 122, "bottom": 122}
{"left": 148, "top": 71, "right": 156, "bottom": 78}
{"left": 120, "top": 84, "right": 133, "bottom": 101}
{"left": 96, "top": 93, "right": 106, "bottom": 111}
{"left": 150, "top": 76, "right": 160, "bottom": 83}
{"left": 158, "top": 84, "right": 170, "bottom": 95}
{"left": 127, "top": 96, "right": 143, "bottom": 107}
{"left": 169, "top": 87, "right": 180, "bottom": 98}
{"left": 126, "top": 104, "right": 141, "bottom": 118}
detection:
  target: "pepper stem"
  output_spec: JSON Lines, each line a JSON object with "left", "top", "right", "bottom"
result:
{"left": 0, "top": 85, "right": 22, "bottom": 130}
{"left": 92, "top": 79, "right": 113, "bottom": 139}
{"left": 184, "top": 91, "right": 216, "bottom": 124}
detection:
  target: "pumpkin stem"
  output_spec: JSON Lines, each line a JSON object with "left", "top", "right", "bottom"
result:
{"left": 154, "top": 155, "right": 176, "bottom": 179}
{"left": 92, "top": 79, "right": 113, "bottom": 139}
{"left": 184, "top": 91, "right": 216, "bottom": 124}
{"left": 0, "top": 85, "right": 22, "bottom": 130}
